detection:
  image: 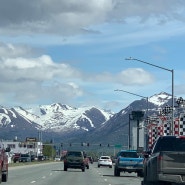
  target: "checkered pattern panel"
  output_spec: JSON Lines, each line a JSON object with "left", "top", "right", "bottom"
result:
{"left": 179, "top": 114, "right": 185, "bottom": 136}
{"left": 157, "top": 125, "right": 163, "bottom": 136}
{"left": 174, "top": 118, "right": 179, "bottom": 136}
{"left": 163, "top": 121, "right": 171, "bottom": 136}
{"left": 148, "top": 125, "right": 157, "bottom": 148}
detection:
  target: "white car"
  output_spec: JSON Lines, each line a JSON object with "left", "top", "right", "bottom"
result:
{"left": 98, "top": 156, "right": 112, "bottom": 168}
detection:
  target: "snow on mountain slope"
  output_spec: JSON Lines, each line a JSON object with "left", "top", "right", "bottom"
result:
{"left": 14, "top": 103, "right": 113, "bottom": 132}
{"left": 149, "top": 92, "right": 172, "bottom": 106}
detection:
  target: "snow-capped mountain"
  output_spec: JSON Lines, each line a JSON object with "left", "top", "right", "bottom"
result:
{"left": 14, "top": 103, "right": 113, "bottom": 132}
{"left": 149, "top": 91, "right": 172, "bottom": 106}
{"left": 0, "top": 103, "right": 113, "bottom": 142}
{"left": 83, "top": 92, "right": 174, "bottom": 144}
{"left": 0, "top": 92, "right": 174, "bottom": 144}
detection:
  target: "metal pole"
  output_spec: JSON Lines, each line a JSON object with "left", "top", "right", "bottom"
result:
{"left": 137, "top": 119, "right": 139, "bottom": 151}
{"left": 171, "top": 70, "right": 174, "bottom": 135}
{"left": 129, "top": 114, "right": 131, "bottom": 150}
{"left": 115, "top": 89, "right": 149, "bottom": 149}
{"left": 125, "top": 57, "right": 174, "bottom": 135}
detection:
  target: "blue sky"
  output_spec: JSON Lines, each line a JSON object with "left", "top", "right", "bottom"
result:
{"left": 0, "top": 0, "right": 185, "bottom": 113}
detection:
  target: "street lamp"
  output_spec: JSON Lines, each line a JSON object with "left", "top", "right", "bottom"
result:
{"left": 114, "top": 89, "right": 149, "bottom": 150}
{"left": 114, "top": 89, "right": 149, "bottom": 117}
{"left": 125, "top": 57, "right": 174, "bottom": 135}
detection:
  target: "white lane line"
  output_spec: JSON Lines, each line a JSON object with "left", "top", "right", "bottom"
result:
{"left": 50, "top": 173, "right": 53, "bottom": 175}
{"left": 30, "top": 181, "right": 36, "bottom": 183}
{"left": 42, "top": 176, "right": 46, "bottom": 179}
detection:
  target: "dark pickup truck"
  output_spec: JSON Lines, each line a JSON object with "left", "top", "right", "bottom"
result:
{"left": 142, "top": 135, "right": 185, "bottom": 185}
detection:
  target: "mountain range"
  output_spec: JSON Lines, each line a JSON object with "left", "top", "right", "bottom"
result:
{"left": 0, "top": 92, "right": 175, "bottom": 147}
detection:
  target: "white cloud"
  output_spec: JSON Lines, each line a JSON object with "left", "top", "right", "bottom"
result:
{"left": 0, "top": 53, "right": 156, "bottom": 107}
{"left": 0, "top": 0, "right": 184, "bottom": 36}
{"left": 117, "top": 68, "right": 155, "bottom": 85}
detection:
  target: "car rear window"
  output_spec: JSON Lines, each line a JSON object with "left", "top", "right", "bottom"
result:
{"left": 21, "top": 154, "right": 29, "bottom": 157}
{"left": 119, "top": 152, "right": 138, "bottom": 158}
{"left": 100, "top": 156, "right": 110, "bottom": 159}
{"left": 153, "top": 137, "right": 185, "bottom": 153}
{"left": 67, "top": 152, "right": 82, "bottom": 157}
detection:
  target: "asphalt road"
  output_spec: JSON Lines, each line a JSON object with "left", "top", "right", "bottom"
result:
{"left": 6, "top": 162, "right": 142, "bottom": 185}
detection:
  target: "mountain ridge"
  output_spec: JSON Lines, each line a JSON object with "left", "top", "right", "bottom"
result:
{"left": 0, "top": 92, "right": 174, "bottom": 144}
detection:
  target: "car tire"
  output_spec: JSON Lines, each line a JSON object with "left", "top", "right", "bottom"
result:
{"left": 114, "top": 167, "right": 120, "bottom": 176}
{"left": 82, "top": 168, "right": 85, "bottom": 172}
{"left": 87, "top": 165, "right": 89, "bottom": 169}
{"left": 109, "top": 165, "right": 112, "bottom": 168}
{"left": 137, "top": 170, "right": 144, "bottom": 177}
{"left": 2, "top": 173, "right": 8, "bottom": 182}
{"left": 64, "top": 165, "right": 67, "bottom": 171}
{"left": 98, "top": 165, "right": 100, "bottom": 168}
{"left": 0, "top": 169, "right": 2, "bottom": 183}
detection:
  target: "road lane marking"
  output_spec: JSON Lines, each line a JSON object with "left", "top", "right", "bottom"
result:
{"left": 30, "top": 181, "right": 36, "bottom": 183}
{"left": 42, "top": 176, "right": 46, "bottom": 179}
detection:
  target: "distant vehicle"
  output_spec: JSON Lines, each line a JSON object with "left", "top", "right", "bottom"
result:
{"left": 87, "top": 156, "right": 93, "bottom": 164}
{"left": 84, "top": 156, "right": 89, "bottom": 169}
{"left": 31, "top": 155, "right": 36, "bottom": 161}
{"left": 12, "top": 153, "right": 21, "bottom": 163}
{"left": 98, "top": 156, "right": 112, "bottom": 168}
{"left": 19, "top": 154, "right": 31, "bottom": 162}
{"left": 114, "top": 150, "right": 143, "bottom": 177}
{"left": 37, "top": 155, "right": 45, "bottom": 161}
{"left": 64, "top": 151, "right": 86, "bottom": 172}
{"left": 54, "top": 156, "right": 61, "bottom": 161}
{"left": 111, "top": 156, "right": 116, "bottom": 163}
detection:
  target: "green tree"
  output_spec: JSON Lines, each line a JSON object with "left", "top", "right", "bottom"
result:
{"left": 43, "top": 143, "right": 56, "bottom": 159}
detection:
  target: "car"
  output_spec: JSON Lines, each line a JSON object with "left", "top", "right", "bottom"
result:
{"left": 19, "top": 153, "right": 31, "bottom": 162}
{"left": 84, "top": 156, "right": 89, "bottom": 169}
{"left": 87, "top": 156, "right": 93, "bottom": 164}
{"left": 54, "top": 156, "right": 61, "bottom": 161}
{"left": 31, "top": 155, "right": 36, "bottom": 161}
{"left": 12, "top": 153, "right": 21, "bottom": 163}
{"left": 111, "top": 156, "right": 117, "bottom": 163}
{"left": 64, "top": 151, "right": 86, "bottom": 172}
{"left": 98, "top": 156, "right": 112, "bottom": 168}
{"left": 114, "top": 150, "right": 143, "bottom": 177}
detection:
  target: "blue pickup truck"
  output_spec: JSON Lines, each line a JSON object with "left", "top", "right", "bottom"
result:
{"left": 114, "top": 150, "right": 144, "bottom": 177}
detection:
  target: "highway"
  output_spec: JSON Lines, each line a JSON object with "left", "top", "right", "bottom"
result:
{"left": 7, "top": 162, "right": 142, "bottom": 185}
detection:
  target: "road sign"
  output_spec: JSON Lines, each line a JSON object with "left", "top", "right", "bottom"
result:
{"left": 114, "top": 144, "right": 122, "bottom": 148}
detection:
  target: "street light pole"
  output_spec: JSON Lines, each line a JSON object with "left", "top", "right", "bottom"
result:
{"left": 125, "top": 57, "right": 174, "bottom": 135}
{"left": 114, "top": 89, "right": 149, "bottom": 117}
{"left": 114, "top": 89, "right": 149, "bottom": 150}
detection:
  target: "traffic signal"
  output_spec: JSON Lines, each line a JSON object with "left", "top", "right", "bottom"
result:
{"left": 81, "top": 142, "right": 83, "bottom": 146}
{"left": 108, "top": 144, "right": 110, "bottom": 147}
{"left": 100, "top": 144, "right": 101, "bottom": 147}
{"left": 70, "top": 143, "right": 72, "bottom": 147}
{"left": 61, "top": 143, "right": 63, "bottom": 147}
{"left": 87, "top": 143, "right": 89, "bottom": 147}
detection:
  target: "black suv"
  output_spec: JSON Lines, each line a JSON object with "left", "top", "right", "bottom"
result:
{"left": 64, "top": 151, "right": 85, "bottom": 172}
